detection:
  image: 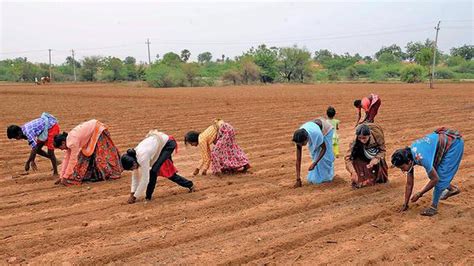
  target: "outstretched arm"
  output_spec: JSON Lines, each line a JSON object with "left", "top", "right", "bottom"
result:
{"left": 411, "top": 169, "right": 439, "bottom": 203}
{"left": 401, "top": 169, "right": 414, "bottom": 211}
{"left": 294, "top": 145, "right": 303, "bottom": 188}
{"left": 355, "top": 108, "right": 362, "bottom": 127}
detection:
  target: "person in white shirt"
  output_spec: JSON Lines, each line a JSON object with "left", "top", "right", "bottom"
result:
{"left": 121, "top": 130, "right": 194, "bottom": 204}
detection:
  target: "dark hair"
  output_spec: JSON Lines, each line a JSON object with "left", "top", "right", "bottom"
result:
{"left": 354, "top": 99, "right": 362, "bottom": 108}
{"left": 356, "top": 124, "right": 371, "bottom": 136}
{"left": 121, "top": 149, "right": 138, "bottom": 170}
{"left": 326, "top": 106, "right": 336, "bottom": 118}
{"left": 7, "top": 125, "right": 22, "bottom": 139}
{"left": 391, "top": 147, "right": 413, "bottom": 167}
{"left": 53, "top": 132, "right": 68, "bottom": 148}
{"left": 292, "top": 128, "right": 308, "bottom": 144}
{"left": 184, "top": 131, "right": 200, "bottom": 145}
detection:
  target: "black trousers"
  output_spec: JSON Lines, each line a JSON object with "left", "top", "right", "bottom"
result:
{"left": 145, "top": 139, "right": 193, "bottom": 200}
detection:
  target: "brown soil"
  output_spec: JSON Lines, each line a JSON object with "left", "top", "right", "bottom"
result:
{"left": 0, "top": 83, "right": 473, "bottom": 264}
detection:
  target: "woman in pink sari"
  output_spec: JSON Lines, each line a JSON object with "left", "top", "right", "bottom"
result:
{"left": 53, "top": 119, "right": 122, "bottom": 185}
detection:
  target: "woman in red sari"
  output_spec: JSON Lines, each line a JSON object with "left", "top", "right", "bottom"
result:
{"left": 354, "top": 93, "right": 381, "bottom": 126}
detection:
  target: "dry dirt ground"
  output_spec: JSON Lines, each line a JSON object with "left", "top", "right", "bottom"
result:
{"left": 0, "top": 83, "right": 473, "bottom": 265}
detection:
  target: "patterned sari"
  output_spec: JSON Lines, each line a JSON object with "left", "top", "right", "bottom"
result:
{"left": 211, "top": 123, "right": 249, "bottom": 174}
{"left": 66, "top": 130, "right": 122, "bottom": 185}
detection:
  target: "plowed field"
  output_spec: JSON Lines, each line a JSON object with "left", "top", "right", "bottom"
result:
{"left": 1, "top": 83, "right": 473, "bottom": 264}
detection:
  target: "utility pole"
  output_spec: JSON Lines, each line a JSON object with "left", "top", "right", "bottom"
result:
{"left": 429, "top": 21, "right": 441, "bottom": 89}
{"left": 146, "top": 38, "right": 152, "bottom": 65}
{"left": 48, "top": 49, "right": 52, "bottom": 82}
{"left": 71, "top": 49, "right": 77, "bottom": 82}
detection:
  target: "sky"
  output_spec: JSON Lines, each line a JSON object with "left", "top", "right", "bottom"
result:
{"left": 0, "top": 0, "right": 472, "bottom": 64}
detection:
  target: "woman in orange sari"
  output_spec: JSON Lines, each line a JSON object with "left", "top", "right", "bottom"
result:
{"left": 53, "top": 119, "right": 122, "bottom": 185}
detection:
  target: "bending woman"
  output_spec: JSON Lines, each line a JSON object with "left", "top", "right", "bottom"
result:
{"left": 53, "top": 119, "right": 122, "bottom": 185}
{"left": 121, "top": 130, "right": 194, "bottom": 204}
{"left": 185, "top": 119, "right": 250, "bottom": 175}
{"left": 354, "top": 93, "right": 381, "bottom": 126}
{"left": 345, "top": 123, "right": 388, "bottom": 188}
{"left": 7, "top": 112, "right": 60, "bottom": 175}
{"left": 293, "top": 118, "right": 335, "bottom": 187}
{"left": 391, "top": 127, "right": 464, "bottom": 216}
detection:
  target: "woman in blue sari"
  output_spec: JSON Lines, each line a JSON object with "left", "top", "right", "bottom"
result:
{"left": 292, "top": 118, "right": 335, "bottom": 187}
{"left": 391, "top": 128, "right": 464, "bottom": 216}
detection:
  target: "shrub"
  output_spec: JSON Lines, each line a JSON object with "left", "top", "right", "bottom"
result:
{"left": 400, "top": 64, "right": 425, "bottom": 83}
{"left": 222, "top": 69, "right": 242, "bottom": 85}
{"left": 435, "top": 67, "right": 455, "bottom": 79}
{"left": 146, "top": 63, "right": 185, "bottom": 88}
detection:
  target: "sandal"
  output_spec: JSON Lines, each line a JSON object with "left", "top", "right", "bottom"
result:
{"left": 420, "top": 207, "right": 438, "bottom": 216}
{"left": 440, "top": 186, "right": 460, "bottom": 200}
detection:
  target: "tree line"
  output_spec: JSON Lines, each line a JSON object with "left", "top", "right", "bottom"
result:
{"left": 0, "top": 42, "right": 472, "bottom": 87}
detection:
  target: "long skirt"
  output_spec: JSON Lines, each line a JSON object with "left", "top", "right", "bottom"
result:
{"left": 432, "top": 138, "right": 464, "bottom": 206}
{"left": 365, "top": 98, "right": 381, "bottom": 123}
{"left": 67, "top": 130, "right": 122, "bottom": 185}
{"left": 307, "top": 129, "right": 335, "bottom": 184}
{"left": 351, "top": 158, "right": 388, "bottom": 187}
{"left": 211, "top": 123, "right": 249, "bottom": 174}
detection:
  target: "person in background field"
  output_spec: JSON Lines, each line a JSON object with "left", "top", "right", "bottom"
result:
{"left": 184, "top": 119, "right": 250, "bottom": 176}
{"left": 391, "top": 127, "right": 464, "bottom": 216}
{"left": 7, "top": 112, "right": 60, "bottom": 176}
{"left": 354, "top": 93, "right": 381, "bottom": 126}
{"left": 121, "top": 130, "right": 194, "bottom": 204}
{"left": 326, "top": 106, "right": 340, "bottom": 158}
{"left": 293, "top": 117, "right": 335, "bottom": 187}
{"left": 345, "top": 123, "right": 388, "bottom": 188}
{"left": 53, "top": 119, "right": 122, "bottom": 185}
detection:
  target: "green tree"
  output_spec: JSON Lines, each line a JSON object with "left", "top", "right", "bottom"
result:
{"left": 377, "top": 52, "right": 398, "bottom": 64}
{"left": 375, "top": 44, "right": 405, "bottom": 61}
{"left": 245, "top": 44, "right": 278, "bottom": 83}
{"left": 414, "top": 47, "right": 434, "bottom": 66}
{"left": 181, "top": 62, "right": 200, "bottom": 86}
{"left": 124, "top": 56, "right": 136, "bottom": 65}
{"left": 278, "top": 46, "right": 312, "bottom": 82}
{"left": 198, "top": 52, "right": 212, "bottom": 64}
{"left": 314, "top": 49, "right": 333, "bottom": 64}
{"left": 66, "top": 56, "right": 81, "bottom": 69}
{"left": 450, "top": 44, "right": 474, "bottom": 60}
{"left": 161, "top": 52, "right": 182, "bottom": 66}
{"left": 239, "top": 57, "right": 261, "bottom": 84}
{"left": 123, "top": 56, "right": 138, "bottom": 81}
{"left": 80, "top": 56, "right": 103, "bottom": 81}
{"left": 322, "top": 53, "right": 358, "bottom": 71}
{"left": 405, "top": 39, "right": 434, "bottom": 62}
{"left": 180, "top": 49, "right": 191, "bottom": 62}
{"left": 101, "top": 56, "right": 125, "bottom": 81}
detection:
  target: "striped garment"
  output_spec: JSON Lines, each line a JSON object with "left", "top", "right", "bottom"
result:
{"left": 433, "top": 127, "right": 463, "bottom": 169}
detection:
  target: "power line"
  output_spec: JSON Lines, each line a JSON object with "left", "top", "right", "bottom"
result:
{"left": 148, "top": 27, "right": 435, "bottom": 45}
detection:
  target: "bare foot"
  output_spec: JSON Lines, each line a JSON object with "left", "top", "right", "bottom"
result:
{"left": 189, "top": 186, "right": 196, "bottom": 193}
{"left": 293, "top": 179, "right": 302, "bottom": 188}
